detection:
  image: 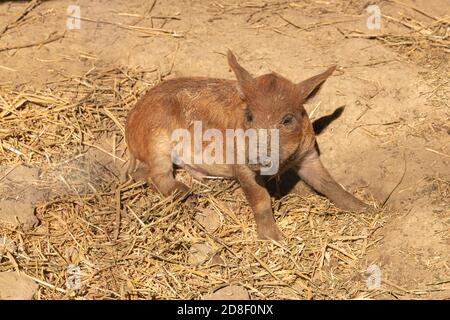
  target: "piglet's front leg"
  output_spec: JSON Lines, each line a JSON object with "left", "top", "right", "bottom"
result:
{"left": 297, "top": 150, "right": 370, "bottom": 212}
{"left": 235, "top": 166, "right": 282, "bottom": 241}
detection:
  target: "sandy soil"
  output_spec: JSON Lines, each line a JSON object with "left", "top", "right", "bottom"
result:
{"left": 0, "top": 0, "right": 448, "bottom": 299}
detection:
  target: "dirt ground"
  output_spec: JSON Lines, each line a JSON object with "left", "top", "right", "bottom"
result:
{"left": 0, "top": 0, "right": 449, "bottom": 299}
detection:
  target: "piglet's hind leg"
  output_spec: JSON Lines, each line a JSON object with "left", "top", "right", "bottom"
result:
{"left": 147, "top": 152, "right": 189, "bottom": 197}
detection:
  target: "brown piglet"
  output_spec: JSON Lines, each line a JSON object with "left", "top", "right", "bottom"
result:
{"left": 125, "top": 50, "right": 371, "bottom": 240}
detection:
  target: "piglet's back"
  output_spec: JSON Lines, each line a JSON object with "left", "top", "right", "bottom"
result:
{"left": 125, "top": 77, "right": 244, "bottom": 162}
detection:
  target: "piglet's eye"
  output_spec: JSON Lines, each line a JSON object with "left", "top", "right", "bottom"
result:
{"left": 280, "top": 114, "right": 296, "bottom": 127}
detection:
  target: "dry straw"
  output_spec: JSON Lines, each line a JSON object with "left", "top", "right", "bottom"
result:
{"left": 0, "top": 60, "right": 391, "bottom": 300}
{"left": 1, "top": 0, "right": 448, "bottom": 300}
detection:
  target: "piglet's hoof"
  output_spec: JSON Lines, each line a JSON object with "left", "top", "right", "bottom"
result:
{"left": 352, "top": 201, "right": 374, "bottom": 213}
{"left": 335, "top": 196, "right": 373, "bottom": 213}
{"left": 257, "top": 223, "right": 283, "bottom": 241}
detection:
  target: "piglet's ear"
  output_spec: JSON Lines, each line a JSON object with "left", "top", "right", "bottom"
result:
{"left": 296, "top": 65, "right": 336, "bottom": 102}
{"left": 227, "top": 50, "right": 254, "bottom": 100}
